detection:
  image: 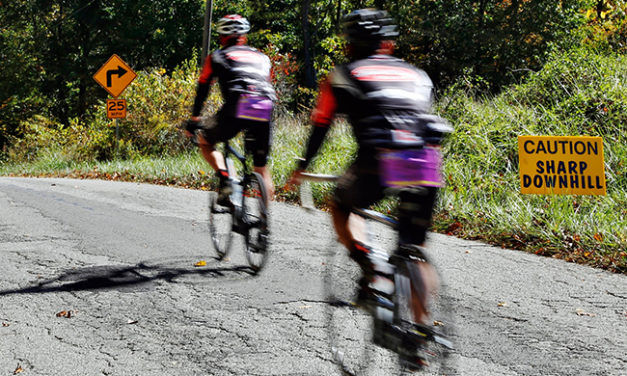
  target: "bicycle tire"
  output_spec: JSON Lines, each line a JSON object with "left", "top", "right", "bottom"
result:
{"left": 393, "top": 256, "right": 457, "bottom": 374}
{"left": 323, "top": 240, "right": 403, "bottom": 376}
{"left": 242, "top": 171, "right": 269, "bottom": 273}
{"left": 208, "top": 191, "right": 234, "bottom": 260}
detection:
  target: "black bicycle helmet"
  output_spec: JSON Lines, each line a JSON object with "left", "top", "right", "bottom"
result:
{"left": 341, "top": 8, "right": 398, "bottom": 45}
{"left": 216, "top": 14, "right": 250, "bottom": 35}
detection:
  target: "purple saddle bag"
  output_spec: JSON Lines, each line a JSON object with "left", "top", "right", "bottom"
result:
{"left": 235, "top": 94, "right": 273, "bottom": 122}
{"left": 378, "top": 147, "right": 443, "bottom": 188}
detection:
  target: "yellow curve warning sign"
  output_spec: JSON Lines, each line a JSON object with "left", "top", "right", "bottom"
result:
{"left": 93, "top": 54, "right": 136, "bottom": 98}
{"left": 518, "top": 135, "right": 606, "bottom": 196}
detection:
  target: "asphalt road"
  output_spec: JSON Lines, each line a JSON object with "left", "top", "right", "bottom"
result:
{"left": 1, "top": 177, "right": 625, "bottom": 376}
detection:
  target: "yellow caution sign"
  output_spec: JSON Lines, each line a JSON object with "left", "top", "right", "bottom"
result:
{"left": 106, "top": 99, "right": 127, "bottom": 119}
{"left": 93, "top": 54, "right": 136, "bottom": 98}
{"left": 518, "top": 135, "right": 606, "bottom": 195}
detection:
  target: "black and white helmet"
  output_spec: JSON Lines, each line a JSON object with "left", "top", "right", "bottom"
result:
{"left": 341, "top": 8, "right": 398, "bottom": 45}
{"left": 216, "top": 14, "right": 250, "bottom": 35}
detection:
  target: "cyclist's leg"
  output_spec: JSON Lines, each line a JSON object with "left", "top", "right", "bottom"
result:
{"left": 244, "top": 120, "right": 274, "bottom": 204}
{"left": 200, "top": 112, "right": 242, "bottom": 204}
{"left": 198, "top": 111, "right": 239, "bottom": 174}
{"left": 197, "top": 132, "right": 226, "bottom": 171}
{"left": 332, "top": 160, "right": 385, "bottom": 285}
{"left": 330, "top": 203, "right": 366, "bottom": 250}
{"left": 398, "top": 187, "right": 439, "bottom": 324}
{"left": 253, "top": 165, "right": 274, "bottom": 203}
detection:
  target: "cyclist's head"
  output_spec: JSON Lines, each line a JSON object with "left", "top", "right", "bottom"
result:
{"left": 216, "top": 14, "right": 250, "bottom": 46}
{"left": 341, "top": 8, "right": 398, "bottom": 58}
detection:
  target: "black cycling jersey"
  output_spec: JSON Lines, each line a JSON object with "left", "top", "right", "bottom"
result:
{"left": 302, "top": 54, "right": 434, "bottom": 169}
{"left": 193, "top": 43, "right": 276, "bottom": 117}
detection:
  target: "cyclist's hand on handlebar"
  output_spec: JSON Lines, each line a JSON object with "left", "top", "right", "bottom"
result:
{"left": 287, "top": 169, "right": 305, "bottom": 187}
{"left": 183, "top": 118, "right": 201, "bottom": 138}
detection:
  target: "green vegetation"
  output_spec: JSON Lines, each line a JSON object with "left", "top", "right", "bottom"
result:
{"left": 436, "top": 47, "right": 626, "bottom": 272}
{"left": 3, "top": 1, "right": 626, "bottom": 148}
{"left": 2, "top": 1, "right": 626, "bottom": 271}
{"left": 2, "top": 46, "right": 625, "bottom": 273}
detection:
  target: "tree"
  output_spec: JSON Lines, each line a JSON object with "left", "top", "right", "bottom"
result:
{"left": 0, "top": 0, "right": 204, "bottom": 150}
{"left": 388, "top": 0, "right": 589, "bottom": 89}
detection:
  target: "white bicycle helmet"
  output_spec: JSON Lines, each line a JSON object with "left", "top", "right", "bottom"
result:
{"left": 216, "top": 14, "right": 250, "bottom": 35}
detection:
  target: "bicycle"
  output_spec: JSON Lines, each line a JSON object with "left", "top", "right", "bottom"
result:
{"left": 299, "top": 172, "right": 455, "bottom": 375}
{"left": 205, "top": 138, "right": 270, "bottom": 274}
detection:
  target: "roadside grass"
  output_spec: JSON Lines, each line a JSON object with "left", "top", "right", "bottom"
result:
{"left": 1, "top": 47, "right": 625, "bottom": 273}
{"left": 2, "top": 111, "right": 625, "bottom": 273}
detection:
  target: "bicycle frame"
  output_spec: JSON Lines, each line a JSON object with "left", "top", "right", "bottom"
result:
{"left": 222, "top": 141, "right": 255, "bottom": 233}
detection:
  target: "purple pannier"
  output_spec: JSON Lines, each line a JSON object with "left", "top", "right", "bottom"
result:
{"left": 235, "top": 94, "right": 273, "bottom": 122}
{"left": 379, "top": 147, "right": 443, "bottom": 188}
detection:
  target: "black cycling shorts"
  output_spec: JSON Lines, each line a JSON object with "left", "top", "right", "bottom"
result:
{"left": 334, "top": 157, "right": 385, "bottom": 212}
{"left": 333, "top": 156, "right": 438, "bottom": 246}
{"left": 201, "top": 108, "right": 272, "bottom": 167}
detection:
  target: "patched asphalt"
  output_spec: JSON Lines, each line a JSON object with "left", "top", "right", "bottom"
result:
{"left": 1, "top": 177, "right": 625, "bottom": 375}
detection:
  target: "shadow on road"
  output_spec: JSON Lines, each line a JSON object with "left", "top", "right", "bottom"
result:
{"left": 0, "top": 261, "right": 256, "bottom": 296}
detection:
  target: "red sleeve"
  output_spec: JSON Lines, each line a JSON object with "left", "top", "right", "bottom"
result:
{"left": 198, "top": 55, "right": 213, "bottom": 85}
{"left": 310, "top": 77, "right": 337, "bottom": 127}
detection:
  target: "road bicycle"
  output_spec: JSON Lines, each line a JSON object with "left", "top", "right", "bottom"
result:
{"left": 206, "top": 138, "right": 270, "bottom": 274}
{"left": 299, "top": 172, "right": 455, "bottom": 375}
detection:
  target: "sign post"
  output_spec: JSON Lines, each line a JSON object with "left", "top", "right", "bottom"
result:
{"left": 202, "top": 0, "right": 214, "bottom": 61}
{"left": 518, "top": 135, "right": 606, "bottom": 196}
{"left": 93, "top": 55, "right": 136, "bottom": 157}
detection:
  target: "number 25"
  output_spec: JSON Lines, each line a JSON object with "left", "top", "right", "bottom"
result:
{"left": 108, "top": 100, "right": 125, "bottom": 111}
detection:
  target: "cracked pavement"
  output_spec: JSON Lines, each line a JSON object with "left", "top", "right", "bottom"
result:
{"left": 0, "top": 177, "right": 625, "bottom": 375}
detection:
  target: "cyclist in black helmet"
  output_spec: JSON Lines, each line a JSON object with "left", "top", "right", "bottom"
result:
{"left": 290, "top": 7, "right": 450, "bottom": 343}
{"left": 186, "top": 14, "right": 276, "bottom": 206}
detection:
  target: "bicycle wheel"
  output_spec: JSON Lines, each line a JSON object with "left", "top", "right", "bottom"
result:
{"left": 324, "top": 240, "right": 402, "bottom": 376}
{"left": 242, "top": 172, "right": 269, "bottom": 273}
{"left": 208, "top": 190, "right": 234, "bottom": 260}
{"left": 394, "top": 256, "right": 456, "bottom": 374}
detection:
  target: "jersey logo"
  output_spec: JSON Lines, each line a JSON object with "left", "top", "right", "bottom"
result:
{"left": 391, "top": 129, "right": 422, "bottom": 144}
{"left": 351, "top": 65, "right": 418, "bottom": 82}
{"left": 226, "top": 50, "right": 264, "bottom": 63}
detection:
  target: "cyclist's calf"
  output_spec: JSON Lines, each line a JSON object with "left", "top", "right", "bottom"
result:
{"left": 397, "top": 186, "right": 438, "bottom": 248}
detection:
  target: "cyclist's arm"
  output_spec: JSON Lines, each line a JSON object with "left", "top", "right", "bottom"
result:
{"left": 192, "top": 55, "right": 215, "bottom": 118}
{"left": 299, "top": 77, "right": 337, "bottom": 170}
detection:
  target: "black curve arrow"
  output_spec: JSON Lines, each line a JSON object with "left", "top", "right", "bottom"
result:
{"left": 106, "top": 66, "right": 128, "bottom": 87}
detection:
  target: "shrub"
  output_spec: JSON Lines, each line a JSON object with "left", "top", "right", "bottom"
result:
{"left": 436, "top": 46, "right": 626, "bottom": 264}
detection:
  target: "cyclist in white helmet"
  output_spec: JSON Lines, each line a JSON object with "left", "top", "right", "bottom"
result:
{"left": 186, "top": 14, "right": 276, "bottom": 206}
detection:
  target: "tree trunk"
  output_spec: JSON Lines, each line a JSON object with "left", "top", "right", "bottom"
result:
{"left": 302, "top": 0, "right": 316, "bottom": 88}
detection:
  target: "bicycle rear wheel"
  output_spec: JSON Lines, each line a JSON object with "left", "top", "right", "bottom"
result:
{"left": 208, "top": 191, "right": 234, "bottom": 259}
{"left": 394, "top": 256, "right": 456, "bottom": 374}
{"left": 324, "top": 241, "right": 402, "bottom": 376}
{"left": 242, "top": 172, "right": 269, "bottom": 273}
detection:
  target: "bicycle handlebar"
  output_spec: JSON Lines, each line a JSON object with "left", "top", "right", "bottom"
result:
{"left": 297, "top": 172, "right": 398, "bottom": 227}
{"left": 299, "top": 172, "right": 339, "bottom": 183}
{"left": 297, "top": 173, "right": 337, "bottom": 211}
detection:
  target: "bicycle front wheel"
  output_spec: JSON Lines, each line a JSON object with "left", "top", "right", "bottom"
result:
{"left": 324, "top": 241, "right": 402, "bottom": 376}
{"left": 208, "top": 191, "right": 234, "bottom": 260}
{"left": 242, "top": 172, "right": 269, "bottom": 273}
